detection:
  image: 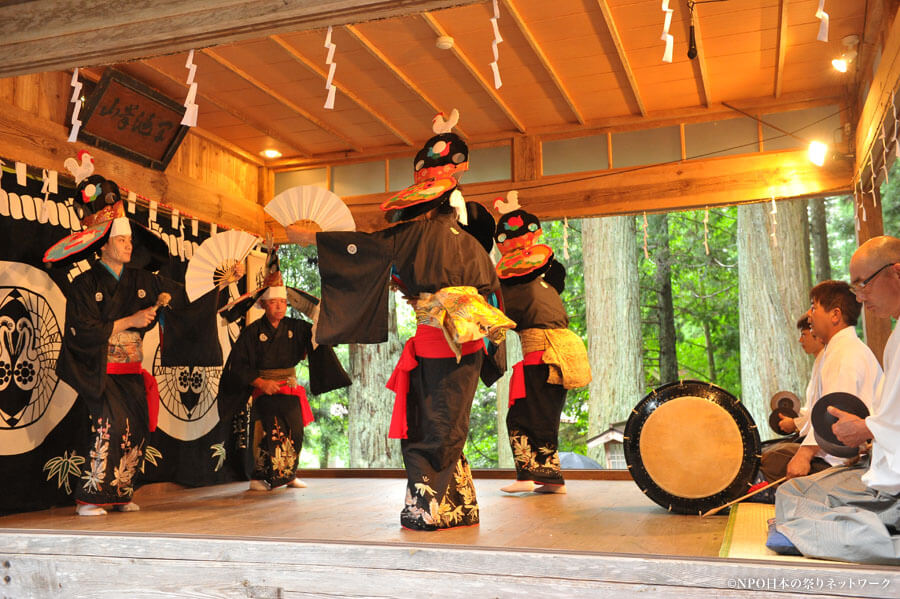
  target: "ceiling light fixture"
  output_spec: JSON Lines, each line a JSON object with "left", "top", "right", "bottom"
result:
{"left": 261, "top": 149, "right": 282, "bottom": 159}
{"left": 808, "top": 141, "right": 828, "bottom": 167}
{"left": 832, "top": 34, "right": 859, "bottom": 73}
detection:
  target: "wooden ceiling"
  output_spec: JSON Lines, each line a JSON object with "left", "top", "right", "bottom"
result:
{"left": 55, "top": 0, "right": 869, "bottom": 167}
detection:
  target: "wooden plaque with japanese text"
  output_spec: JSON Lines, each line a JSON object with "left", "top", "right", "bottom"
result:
{"left": 78, "top": 69, "right": 189, "bottom": 171}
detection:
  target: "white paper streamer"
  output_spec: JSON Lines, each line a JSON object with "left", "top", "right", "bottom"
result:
{"left": 324, "top": 26, "right": 337, "bottom": 109}
{"left": 149, "top": 200, "right": 158, "bottom": 224}
{"left": 192, "top": 218, "right": 199, "bottom": 237}
{"left": 881, "top": 123, "right": 890, "bottom": 184}
{"left": 210, "top": 222, "right": 217, "bottom": 236}
{"left": 563, "top": 216, "right": 570, "bottom": 260}
{"left": 816, "top": 0, "right": 829, "bottom": 42}
{"left": 181, "top": 49, "right": 199, "bottom": 127}
{"left": 892, "top": 91, "right": 900, "bottom": 159}
{"left": 703, "top": 207, "right": 710, "bottom": 255}
{"left": 40, "top": 169, "right": 58, "bottom": 222}
{"left": 661, "top": 0, "right": 674, "bottom": 63}
{"left": 171, "top": 208, "right": 180, "bottom": 230}
{"left": 67, "top": 68, "right": 83, "bottom": 142}
{"left": 489, "top": 0, "right": 503, "bottom": 89}
{"left": 127, "top": 191, "right": 137, "bottom": 214}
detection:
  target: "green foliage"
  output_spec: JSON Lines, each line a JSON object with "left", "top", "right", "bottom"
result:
{"left": 638, "top": 208, "right": 742, "bottom": 396}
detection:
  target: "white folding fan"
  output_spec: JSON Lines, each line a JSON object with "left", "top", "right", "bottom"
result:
{"left": 265, "top": 185, "right": 356, "bottom": 232}
{"left": 185, "top": 230, "right": 261, "bottom": 302}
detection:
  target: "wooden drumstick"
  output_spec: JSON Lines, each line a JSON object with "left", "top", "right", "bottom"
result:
{"left": 154, "top": 292, "right": 172, "bottom": 309}
{"left": 700, "top": 476, "right": 787, "bottom": 518}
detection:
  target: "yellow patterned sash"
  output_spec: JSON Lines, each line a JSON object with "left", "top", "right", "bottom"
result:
{"left": 415, "top": 286, "right": 515, "bottom": 361}
{"left": 518, "top": 328, "right": 592, "bottom": 389}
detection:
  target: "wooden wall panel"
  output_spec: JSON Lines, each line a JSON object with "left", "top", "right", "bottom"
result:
{"left": 0, "top": 81, "right": 265, "bottom": 234}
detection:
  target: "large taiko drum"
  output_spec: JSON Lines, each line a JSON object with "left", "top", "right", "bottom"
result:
{"left": 624, "top": 380, "right": 761, "bottom": 515}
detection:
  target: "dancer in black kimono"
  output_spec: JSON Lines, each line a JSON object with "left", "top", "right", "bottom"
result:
{"left": 218, "top": 277, "right": 350, "bottom": 490}
{"left": 291, "top": 113, "right": 513, "bottom": 530}
{"left": 492, "top": 193, "right": 591, "bottom": 494}
{"left": 47, "top": 174, "right": 187, "bottom": 515}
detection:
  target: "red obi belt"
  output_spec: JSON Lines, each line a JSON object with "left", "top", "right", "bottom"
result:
{"left": 251, "top": 384, "right": 315, "bottom": 427}
{"left": 509, "top": 350, "right": 545, "bottom": 407}
{"left": 386, "top": 325, "right": 484, "bottom": 439}
{"left": 106, "top": 361, "right": 161, "bottom": 432}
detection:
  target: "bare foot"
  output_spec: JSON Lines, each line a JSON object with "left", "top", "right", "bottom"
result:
{"left": 500, "top": 480, "right": 536, "bottom": 493}
{"left": 287, "top": 478, "right": 307, "bottom": 488}
{"left": 535, "top": 484, "right": 567, "bottom": 494}
{"left": 114, "top": 502, "right": 140, "bottom": 512}
{"left": 76, "top": 503, "right": 107, "bottom": 516}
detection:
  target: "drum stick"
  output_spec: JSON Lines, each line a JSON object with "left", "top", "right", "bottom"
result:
{"left": 700, "top": 476, "right": 787, "bottom": 518}
{"left": 154, "top": 292, "right": 172, "bottom": 309}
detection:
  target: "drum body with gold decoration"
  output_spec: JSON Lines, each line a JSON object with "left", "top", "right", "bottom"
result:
{"left": 624, "top": 380, "right": 761, "bottom": 514}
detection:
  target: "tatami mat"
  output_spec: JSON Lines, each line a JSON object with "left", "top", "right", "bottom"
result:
{"left": 719, "top": 502, "right": 827, "bottom": 563}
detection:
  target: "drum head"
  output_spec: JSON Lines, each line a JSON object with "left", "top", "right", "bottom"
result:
{"left": 624, "top": 380, "right": 761, "bottom": 515}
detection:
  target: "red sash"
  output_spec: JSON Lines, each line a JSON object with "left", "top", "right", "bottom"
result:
{"left": 106, "top": 361, "right": 160, "bottom": 432}
{"left": 386, "top": 325, "right": 484, "bottom": 439}
{"left": 251, "top": 384, "right": 314, "bottom": 427}
{"left": 508, "top": 350, "right": 545, "bottom": 407}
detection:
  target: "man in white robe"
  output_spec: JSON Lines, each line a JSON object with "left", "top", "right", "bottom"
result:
{"left": 774, "top": 236, "right": 900, "bottom": 565}
{"left": 783, "top": 281, "right": 880, "bottom": 480}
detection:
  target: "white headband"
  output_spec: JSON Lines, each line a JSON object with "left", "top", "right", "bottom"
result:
{"left": 260, "top": 285, "right": 287, "bottom": 301}
{"left": 109, "top": 217, "right": 132, "bottom": 237}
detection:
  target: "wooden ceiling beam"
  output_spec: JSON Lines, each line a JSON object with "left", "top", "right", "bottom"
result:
{"left": 686, "top": 5, "right": 712, "bottom": 107}
{"left": 269, "top": 34, "right": 415, "bottom": 147}
{"left": 137, "top": 61, "right": 311, "bottom": 159}
{"left": 596, "top": 1, "right": 646, "bottom": 116}
{"left": 267, "top": 91, "right": 847, "bottom": 170}
{"left": 855, "top": 3, "right": 900, "bottom": 181}
{"left": 202, "top": 48, "right": 363, "bottom": 152}
{"left": 0, "top": 0, "right": 485, "bottom": 79}
{"left": 501, "top": 0, "right": 585, "bottom": 124}
{"left": 343, "top": 24, "right": 469, "bottom": 139}
{"left": 323, "top": 149, "right": 851, "bottom": 233}
{"left": 421, "top": 12, "right": 527, "bottom": 133}
{"left": 774, "top": 0, "right": 788, "bottom": 98}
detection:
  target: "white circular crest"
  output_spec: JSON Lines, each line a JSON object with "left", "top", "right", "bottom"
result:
{"left": 95, "top": 292, "right": 103, "bottom": 302}
{"left": 347, "top": 244, "right": 357, "bottom": 255}
{"left": 138, "top": 289, "right": 146, "bottom": 299}
{"left": 0, "top": 261, "right": 77, "bottom": 455}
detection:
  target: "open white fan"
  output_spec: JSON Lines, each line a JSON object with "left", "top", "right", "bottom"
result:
{"left": 185, "top": 230, "right": 260, "bottom": 302}
{"left": 265, "top": 185, "right": 355, "bottom": 232}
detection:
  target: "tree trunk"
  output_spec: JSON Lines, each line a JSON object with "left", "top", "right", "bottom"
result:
{"left": 649, "top": 213, "right": 678, "bottom": 383}
{"left": 808, "top": 198, "right": 831, "bottom": 283}
{"left": 583, "top": 215, "right": 646, "bottom": 465}
{"left": 494, "top": 331, "right": 521, "bottom": 468}
{"left": 737, "top": 200, "right": 812, "bottom": 438}
{"left": 347, "top": 293, "right": 403, "bottom": 468}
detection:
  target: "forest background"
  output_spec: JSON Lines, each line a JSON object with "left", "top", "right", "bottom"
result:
{"left": 278, "top": 162, "right": 900, "bottom": 469}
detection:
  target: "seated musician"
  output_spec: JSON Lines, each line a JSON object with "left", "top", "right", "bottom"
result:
{"left": 774, "top": 237, "right": 900, "bottom": 564}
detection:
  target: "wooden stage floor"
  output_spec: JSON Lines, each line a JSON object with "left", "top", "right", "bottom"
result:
{"left": 2, "top": 478, "right": 898, "bottom": 598}
{"left": 0, "top": 478, "right": 726, "bottom": 556}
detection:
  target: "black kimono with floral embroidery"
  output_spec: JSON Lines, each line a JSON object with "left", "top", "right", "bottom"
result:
{"left": 501, "top": 276, "right": 570, "bottom": 485}
{"left": 57, "top": 262, "right": 181, "bottom": 506}
{"left": 315, "top": 212, "right": 501, "bottom": 530}
{"left": 218, "top": 316, "right": 350, "bottom": 487}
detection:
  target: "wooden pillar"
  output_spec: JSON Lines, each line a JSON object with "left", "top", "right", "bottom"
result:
{"left": 258, "top": 165, "right": 275, "bottom": 206}
{"left": 512, "top": 135, "right": 541, "bottom": 182}
{"left": 857, "top": 185, "right": 892, "bottom": 364}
